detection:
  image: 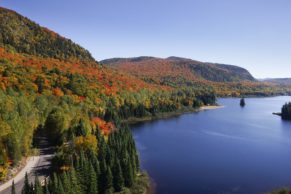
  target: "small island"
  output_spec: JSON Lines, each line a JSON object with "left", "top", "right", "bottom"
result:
{"left": 281, "top": 102, "right": 291, "bottom": 120}
{"left": 273, "top": 102, "right": 291, "bottom": 120}
{"left": 240, "top": 98, "right": 246, "bottom": 107}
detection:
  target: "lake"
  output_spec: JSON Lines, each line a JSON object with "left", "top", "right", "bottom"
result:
{"left": 131, "top": 97, "right": 291, "bottom": 194}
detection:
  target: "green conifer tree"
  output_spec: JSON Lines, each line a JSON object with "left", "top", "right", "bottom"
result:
{"left": 88, "top": 163, "right": 98, "bottom": 194}
{"left": 50, "top": 173, "right": 59, "bottom": 194}
{"left": 113, "top": 158, "right": 124, "bottom": 192}
{"left": 99, "top": 158, "right": 107, "bottom": 193}
{"left": 22, "top": 173, "right": 31, "bottom": 194}
{"left": 34, "top": 176, "right": 44, "bottom": 194}
{"left": 105, "top": 167, "right": 113, "bottom": 193}
{"left": 11, "top": 180, "right": 16, "bottom": 194}
{"left": 57, "top": 178, "right": 65, "bottom": 194}
{"left": 43, "top": 179, "right": 50, "bottom": 194}
{"left": 69, "top": 167, "right": 82, "bottom": 194}
{"left": 123, "top": 155, "right": 134, "bottom": 187}
{"left": 61, "top": 172, "right": 71, "bottom": 193}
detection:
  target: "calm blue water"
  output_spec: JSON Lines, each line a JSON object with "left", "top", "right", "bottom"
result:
{"left": 132, "top": 97, "right": 291, "bottom": 194}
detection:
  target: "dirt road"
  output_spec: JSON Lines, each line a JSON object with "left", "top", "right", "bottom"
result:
{"left": 0, "top": 135, "right": 54, "bottom": 194}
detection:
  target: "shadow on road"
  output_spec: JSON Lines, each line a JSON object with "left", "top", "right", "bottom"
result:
{"left": 32, "top": 132, "right": 55, "bottom": 179}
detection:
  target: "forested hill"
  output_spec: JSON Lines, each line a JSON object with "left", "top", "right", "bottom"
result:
{"left": 0, "top": 7, "right": 94, "bottom": 61}
{"left": 261, "top": 78, "right": 291, "bottom": 86}
{"left": 101, "top": 56, "right": 256, "bottom": 86}
{"left": 0, "top": 7, "right": 219, "bottom": 194}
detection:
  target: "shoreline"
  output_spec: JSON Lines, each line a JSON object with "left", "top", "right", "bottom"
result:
{"left": 273, "top": 112, "right": 282, "bottom": 116}
{"left": 144, "top": 179, "right": 156, "bottom": 194}
{"left": 200, "top": 105, "right": 224, "bottom": 110}
{"left": 124, "top": 105, "right": 223, "bottom": 125}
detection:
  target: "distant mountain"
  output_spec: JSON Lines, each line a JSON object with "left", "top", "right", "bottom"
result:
{"left": 261, "top": 78, "right": 291, "bottom": 86}
{"left": 101, "top": 56, "right": 256, "bottom": 87}
{"left": 0, "top": 7, "right": 94, "bottom": 61}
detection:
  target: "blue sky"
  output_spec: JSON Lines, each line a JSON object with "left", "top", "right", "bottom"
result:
{"left": 1, "top": 0, "right": 291, "bottom": 78}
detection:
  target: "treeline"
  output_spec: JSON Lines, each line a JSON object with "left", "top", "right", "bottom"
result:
{"left": 118, "top": 88, "right": 216, "bottom": 119}
{"left": 212, "top": 81, "right": 291, "bottom": 97}
{"left": 281, "top": 102, "right": 291, "bottom": 120}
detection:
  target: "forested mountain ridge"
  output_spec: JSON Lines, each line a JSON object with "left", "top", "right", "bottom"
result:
{"left": 102, "top": 57, "right": 291, "bottom": 97}
{"left": 0, "top": 7, "right": 94, "bottom": 61}
{"left": 101, "top": 56, "right": 256, "bottom": 84}
{"left": 261, "top": 78, "right": 291, "bottom": 86}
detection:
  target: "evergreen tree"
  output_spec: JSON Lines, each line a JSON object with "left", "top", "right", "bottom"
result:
{"left": 75, "top": 154, "right": 86, "bottom": 193}
{"left": 11, "top": 180, "right": 16, "bottom": 194}
{"left": 49, "top": 173, "right": 59, "bottom": 194}
{"left": 99, "top": 158, "right": 107, "bottom": 193}
{"left": 34, "top": 176, "right": 44, "bottom": 194}
{"left": 105, "top": 167, "right": 113, "bottom": 193}
{"left": 69, "top": 167, "right": 82, "bottom": 194}
{"left": 91, "top": 154, "right": 100, "bottom": 177}
{"left": 97, "top": 135, "right": 107, "bottom": 161}
{"left": 240, "top": 98, "right": 246, "bottom": 107}
{"left": 57, "top": 178, "right": 65, "bottom": 194}
{"left": 35, "top": 76, "right": 44, "bottom": 93}
{"left": 22, "top": 173, "right": 31, "bottom": 194}
{"left": 134, "top": 151, "right": 140, "bottom": 173}
{"left": 88, "top": 163, "right": 98, "bottom": 194}
{"left": 123, "top": 155, "right": 134, "bottom": 187}
{"left": 113, "top": 158, "right": 124, "bottom": 192}
{"left": 43, "top": 179, "right": 50, "bottom": 194}
{"left": 79, "top": 152, "right": 90, "bottom": 192}
{"left": 75, "top": 119, "right": 87, "bottom": 137}
{"left": 61, "top": 172, "right": 71, "bottom": 193}
{"left": 282, "top": 102, "right": 291, "bottom": 120}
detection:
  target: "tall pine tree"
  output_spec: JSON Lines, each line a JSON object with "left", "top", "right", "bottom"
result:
{"left": 11, "top": 180, "right": 16, "bottom": 194}
{"left": 34, "top": 176, "right": 44, "bottom": 194}
{"left": 113, "top": 158, "right": 124, "bottom": 192}
{"left": 88, "top": 163, "right": 98, "bottom": 194}
{"left": 22, "top": 173, "right": 31, "bottom": 194}
{"left": 69, "top": 167, "right": 82, "bottom": 194}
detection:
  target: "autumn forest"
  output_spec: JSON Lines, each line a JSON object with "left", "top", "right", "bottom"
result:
{"left": 0, "top": 6, "right": 291, "bottom": 194}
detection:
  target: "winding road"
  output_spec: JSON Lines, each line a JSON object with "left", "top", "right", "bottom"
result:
{"left": 0, "top": 135, "right": 54, "bottom": 194}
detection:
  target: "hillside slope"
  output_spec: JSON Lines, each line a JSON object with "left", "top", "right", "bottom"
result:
{"left": 0, "top": 7, "right": 94, "bottom": 61}
{"left": 0, "top": 8, "right": 218, "bottom": 194}
{"left": 102, "top": 56, "right": 256, "bottom": 86}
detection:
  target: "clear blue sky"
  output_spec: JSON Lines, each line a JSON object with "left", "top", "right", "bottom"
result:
{"left": 1, "top": 0, "right": 291, "bottom": 78}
